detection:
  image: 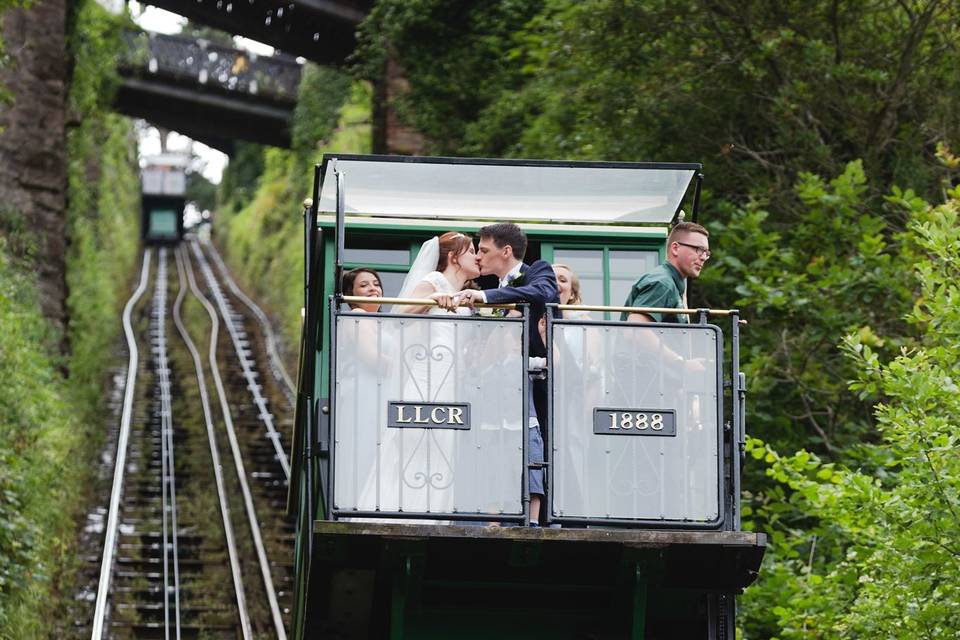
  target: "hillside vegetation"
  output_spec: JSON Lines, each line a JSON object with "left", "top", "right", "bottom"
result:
{"left": 0, "top": 0, "right": 139, "bottom": 634}
{"left": 215, "top": 67, "right": 371, "bottom": 352}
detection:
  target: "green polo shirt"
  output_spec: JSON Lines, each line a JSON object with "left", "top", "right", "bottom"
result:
{"left": 620, "top": 262, "right": 688, "bottom": 323}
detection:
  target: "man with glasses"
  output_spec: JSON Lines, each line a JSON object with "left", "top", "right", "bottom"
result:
{"left": 621, "top": 221, "right": 710, "bottom": 323}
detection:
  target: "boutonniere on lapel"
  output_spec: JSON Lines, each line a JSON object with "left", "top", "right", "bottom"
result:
{"left": 489, "top": 271, "right": 525, "bottom": 318}
{"left": 506, "top": 271, "right": 526, "bottom": 287}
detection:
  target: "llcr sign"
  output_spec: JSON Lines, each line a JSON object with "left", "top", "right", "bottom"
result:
{"left": 387, "top": 401, "right": 471, "bottom": 430}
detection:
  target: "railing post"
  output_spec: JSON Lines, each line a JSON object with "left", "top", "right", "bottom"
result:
{"left": 302, "top": 165, "right": 321, "bottom": 553}
{"left": 521, "top": 304, "right": 531, "bottom": 527}
{"left": 544, "top": 304, "right": 556, "bottom": 527}
{"left": 730, "top": 311, "right": 742, "bottom": 531}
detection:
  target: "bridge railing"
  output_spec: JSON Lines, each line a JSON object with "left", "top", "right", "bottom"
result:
{"left": 121, "top": 30, "right": 301, "bottom": 101}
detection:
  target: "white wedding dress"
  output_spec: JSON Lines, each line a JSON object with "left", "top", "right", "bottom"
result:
{"left": 358, "top": 270, "right": 470, "bottom": 521}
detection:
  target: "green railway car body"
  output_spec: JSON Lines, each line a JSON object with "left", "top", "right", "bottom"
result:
{"left": 288, "top": 155, "right": 765, "bottom": 639}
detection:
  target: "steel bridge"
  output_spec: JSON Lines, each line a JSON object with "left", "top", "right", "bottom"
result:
{"left": 115, "top": 0, "right": 372, "bottom": 153}
{"left": 116, "top": 30, "right": 302, "bottom": 153}
{"left": 143, "top": 0, "right": 371, "bottom": 64}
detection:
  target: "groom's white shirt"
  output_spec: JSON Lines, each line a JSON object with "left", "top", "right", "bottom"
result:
{"left": 476, "top": 260, "right": 523, "bottom": 303}
{"left": 499, "top": 262, "right": 524, "bottom": 288}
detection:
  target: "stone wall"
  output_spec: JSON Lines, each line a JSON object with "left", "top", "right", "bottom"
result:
{"left": 373, "top": 58, "right": 425, "bottom": 156}
{"left": 0, "top": 0, "right": 69, "bottom": 331}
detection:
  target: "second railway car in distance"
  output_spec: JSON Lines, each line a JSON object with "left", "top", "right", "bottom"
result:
{"left": 141, "top": 153, "right": 187, "bottom": 244}
{"left": 288, "top": 155, "right": 765, "bottom": 640}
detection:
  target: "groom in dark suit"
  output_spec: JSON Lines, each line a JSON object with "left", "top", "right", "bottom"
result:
{"left": 436, "top": 223, "right": 559, "bottom": 525}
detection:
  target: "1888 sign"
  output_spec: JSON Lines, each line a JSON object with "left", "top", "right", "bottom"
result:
{"left": 593, "top": 408, "right": 676, "bottom": 436}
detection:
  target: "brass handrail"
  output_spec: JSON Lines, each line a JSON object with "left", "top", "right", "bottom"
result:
{"left": 557, "top": 304, "right": 740, "bottom": 318}
{"left": 342, "top": 295, "right": 517, "bottom": 309}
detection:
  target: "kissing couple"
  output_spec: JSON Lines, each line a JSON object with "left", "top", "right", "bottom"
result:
{"left": 395, "top": 222, "right": 559, "bottom": 525}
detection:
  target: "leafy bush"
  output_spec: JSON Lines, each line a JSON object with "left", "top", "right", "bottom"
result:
{"left": 742, "top": 188, "right": 960, "bottom": 638}
{"left": 0, "top": 252, "right": 77, "bottom": 636}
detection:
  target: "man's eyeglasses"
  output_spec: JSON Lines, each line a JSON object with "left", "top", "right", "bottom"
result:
{"left": 675, "top": 241, "right": 711, "bottom": 259}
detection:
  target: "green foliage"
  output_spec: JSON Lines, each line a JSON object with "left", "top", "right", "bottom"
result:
{"left": 356, "top": 0, "right": 960, "bottom": 459}
{"left": 0, "top": 208, "right": 38, "bottom": 261}
{"left": 355, "top": 0, "right": 543, "bottom": 154}
{"left": 217, "top": 81, "right": 371, "bottom": 351}
{"left": 0, "top": 253, "right": 81, "bottom": 636}
{"left": 740, "top": 193, "right": 960, "bottom": 638}
{"left": 186, "top": 170, "right": 217, "bottom": 213}
{"left": 699, "top": 162, "right": 918, "bottom": 456}
{"left": 0, "top": 0, "right": 138, "bottom": 634}
{"left": 219, "top": 140, "right": 266, "bottom": 213}
{"left": 361, "top": 0, "right": 960, "bottom": 204}
{"left": 65, "top": 0, "right": 140, "bottom": 413}
{"left": 219, "top": 64, "right": 350, "bottom": 217}
{"left": 291, "top": 64, "right": 352, "bottom": 157}
{"left": 0, "top": 0, "right": 29, "bottom": 106}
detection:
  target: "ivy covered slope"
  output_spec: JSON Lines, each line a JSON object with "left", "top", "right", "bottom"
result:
{"left": 66, "top": 0, "right": 140, "bottom": 413}
{"left": 0, "top": 0, "right": 138, "bottom": 634}
{"left": 215, "top": 66, "right": 369, "bottom": 350}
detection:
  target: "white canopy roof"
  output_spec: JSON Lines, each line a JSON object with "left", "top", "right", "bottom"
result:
{"left": 316, "top": 155, "right": 700, "bottom": 225}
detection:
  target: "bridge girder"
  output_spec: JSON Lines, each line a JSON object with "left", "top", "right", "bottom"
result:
{"left": 115, "top": 75, "right": 294, "bottom": 153}
{"left": 140, "top": 0, "right": 373, "bottom": 64}
{"left": 115, "top": 31, "right": 302, "bottom": 153}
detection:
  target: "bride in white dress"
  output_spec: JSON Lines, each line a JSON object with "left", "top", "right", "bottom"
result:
{"left": 359, "top": 232, "right": 481, "bottom": 519}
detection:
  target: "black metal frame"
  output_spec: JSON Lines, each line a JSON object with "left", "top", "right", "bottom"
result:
{"left": 325, "top": 304, "right": 532, "bottom": 526}
{"left": 300, "top": 166, "right": 323, "bottom": 556}
{"left": 730, "top": 311, "right": 744, "bottom": 530}
{"left": 543, "top": 311, "right": 738, "bottom": 530}
{"left": 317, "top": 154, "right": 704, "bottom": 229}
{"left": 692, "top": 172, "right": 704, "bottom": 223}
{"left": 320, "top": 153, "right": 702, "bottom": 173}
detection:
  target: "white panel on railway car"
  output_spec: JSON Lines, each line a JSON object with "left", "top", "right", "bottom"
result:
{"left": 142, "top": 168, "right": 186, "bottom": 196}
{"left": 551, "top": 323, "right": 721, "bottom": 523}
{"left": 142, "top": 167, "right": 166, "bottom": 194}
{"left": 317, "top": 157, "right": 697, "bottom": 224}
{"left": 162, "top": 170, "right": 186, "bottom": 195}
{"left": 333, "top": 314, "right": 525, "bottom": 518}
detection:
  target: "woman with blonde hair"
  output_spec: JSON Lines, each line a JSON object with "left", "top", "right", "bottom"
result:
{"left": 552, "top": 263, "right": 590, "bottom": 319}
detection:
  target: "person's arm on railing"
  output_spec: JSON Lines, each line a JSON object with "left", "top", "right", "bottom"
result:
{"left": 394, "top": 281, "right": 438, "bottom": 314}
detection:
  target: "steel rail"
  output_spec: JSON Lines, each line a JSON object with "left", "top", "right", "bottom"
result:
{"left": 154, "top": 248, "right": 182, "bottom": 640}
{"left": 200, "top": 238, "right": 295, "bottom": 404}
{"left": 91, "top": 249, "right": 152, "bottom": 640}
{"left": 172, "top": 247, "right": 254, "bottom": 640}
{"left": 182, "top": 242, "right": 288, "bottom": 640}
{"left": 190, "top": 241, "right": 291, "bottom": 480}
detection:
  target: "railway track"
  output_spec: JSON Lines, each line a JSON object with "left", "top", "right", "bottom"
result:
{"left": 83, "top": 241, "right": 296, "bottom": 639}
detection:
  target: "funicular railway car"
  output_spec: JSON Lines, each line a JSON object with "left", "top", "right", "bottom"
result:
{"left": 288, "top": 155, "right": 765, "bottom": 639}
{"left": 141, "top": 153, "right": 187, "bottom": 244}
